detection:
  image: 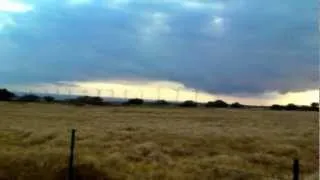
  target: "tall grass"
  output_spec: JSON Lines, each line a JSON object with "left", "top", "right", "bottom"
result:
{"left": 0, "top": 102, "right": 318, "bottom": 179}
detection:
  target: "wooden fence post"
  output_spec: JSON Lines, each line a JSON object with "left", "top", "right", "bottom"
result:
{"left": 292, "top": 159, "right": 299, "bottom": 180}
{"left": 68, "top": 129, "right": 76, "bottom": 180}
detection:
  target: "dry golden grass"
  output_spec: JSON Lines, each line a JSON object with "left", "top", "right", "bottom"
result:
{"left": 0, "top": 102, "right": 318, "bottom": 180}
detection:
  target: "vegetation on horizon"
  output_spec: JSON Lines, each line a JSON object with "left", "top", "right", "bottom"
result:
{"left": 0, "top": 88, "right": 318, "bottom": 111}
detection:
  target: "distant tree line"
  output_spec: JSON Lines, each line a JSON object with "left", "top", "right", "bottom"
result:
{"left": 270, "top": 103, "right": 319, "bottom": 111}
{"left": 0, "top": 89, "right": 54, "bottom": 102}
{"left": 0, "top": 89, "right": 15, "bottom": 101}
{"left": 65, "top": 96, "right": 107, "bottom": 106}
{"left": 0, "top": 88, "right": 318, "bottom": 111}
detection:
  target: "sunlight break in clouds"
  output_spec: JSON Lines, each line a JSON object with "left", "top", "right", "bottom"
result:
{"left": 0, "top": 0, "right": 32, "bottom": 13}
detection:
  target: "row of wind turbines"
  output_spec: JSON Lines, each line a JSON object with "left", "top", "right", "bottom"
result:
{"left": 23, "top": 87, "right": 201, "bottom": 102}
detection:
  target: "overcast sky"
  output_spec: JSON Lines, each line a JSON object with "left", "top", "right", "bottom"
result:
{"left": 0, "top": 0, "right": 318, "bottom": 104}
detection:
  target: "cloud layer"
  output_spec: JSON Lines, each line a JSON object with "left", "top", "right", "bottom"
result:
{"left": 0, "top": 0, "right": 318, "bottom": 95}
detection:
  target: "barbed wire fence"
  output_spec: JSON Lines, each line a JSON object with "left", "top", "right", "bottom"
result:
{"left": 0, "top": 128, "right": 303, "bottom": 180}
{"left": 65, "top": 129, "right": 298, "bottom": 180}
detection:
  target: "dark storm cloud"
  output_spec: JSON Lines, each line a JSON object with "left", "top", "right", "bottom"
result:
{"left": 0, "top": 0, "right": 318, "bottom": 94}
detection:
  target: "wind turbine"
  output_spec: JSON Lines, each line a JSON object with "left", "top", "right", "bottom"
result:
{"left": 157, "top": 87, "right": 161, "bottom": 100}
{"left": 96, "top": 89, "right": 101, "bottom": 97}
{"left": 124, "top": 89, "right": 128, "bottom": 99}
{"left": 110, "top": 89, "right": 114, "bottom": 98}
{"left": 175, "top": 87, "right": 182, "bottom": 102}
{"left": 139, "top": 89, "right": 144, "bottom": 99}
{"left": 107, "top": 89, "right": 115, "bottom": 97}
{"left": 194, "top": 89, "right": 199, "bottom": 102}
{"left": 66, "top": 88, "right": 71, "bottom": 96}
{"left": 43, "top": 89, "right": 48, "bottom": 95}
{"left": 82, "top": 89, "right": 88, "bottom": 96}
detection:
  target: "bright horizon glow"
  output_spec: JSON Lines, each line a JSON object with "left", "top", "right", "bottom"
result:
{"left": 4, "top": 81, "right": 318, "bottom": 106}
{"left": 269, "top": 89, "right": 319, "bottom": 106}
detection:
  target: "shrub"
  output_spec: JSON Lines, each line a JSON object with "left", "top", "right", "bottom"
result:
{"left": 230, "top": 102, "right": 245, "bottom": 108}
{"left": 65, "top": 96, "right": 105, "bottom": 106}
{"left": 153, "top": 100, "right": 170, "bottom": 106}
{"left": 311, "top": 102, "right": 319, "bottom": 108}
{"left": 87, "top": 97, "right": 104, "bottom": 105}
{"left": 300, "top": 105, "right": 312, "bottom": 111}
{"left": 270, "top": 104, "right": 319, "bottom": 111}
{"left": 285, "top": 103, "right": 298, "bottom": 111}
{"left": 179, "top": 100, "right": 198, "bottom": 107}
{"left": 65, "top": 99, "right": 85, "bottom": 106}
{"left": 270, "top": 104, "right": 284, "bottom": 110}
{"left": 205, "top": 100, "right": 228, "bottom": 108}
{"left": 43, "top": 96, "right": 55, "bottom": 102}
{"left": 123, "top": 98, "right": 144, "bottom": 105}
{"left": 75, "top": 96, "right": 104, "bottom": 105}
{"left": 17, "top": 94, "right": 41, "bottom": 102}
{"left": 310, "top": 102, "right": 319, "bottom": 111}
{"left": 0, "top": 88, "right": 16, "bottom": 101}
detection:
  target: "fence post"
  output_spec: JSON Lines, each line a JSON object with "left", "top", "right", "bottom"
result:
{"left": 293, "top": 159, "right": 299, "bottom": 180}
{"left": 68, "top": 129, "right": 76, "bottom": 180}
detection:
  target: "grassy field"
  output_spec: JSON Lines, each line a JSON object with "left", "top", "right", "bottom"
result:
{"left": 0, "top": 102, "right": 318, "bottom": 180}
